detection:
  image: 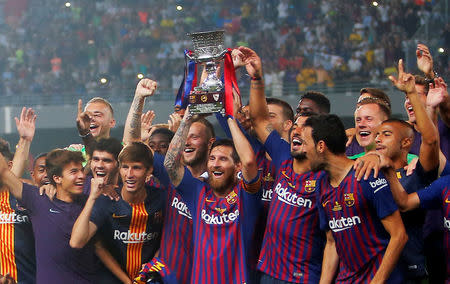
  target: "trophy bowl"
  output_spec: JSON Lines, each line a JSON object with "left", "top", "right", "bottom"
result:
{"left": 187, "top": 30, "right": 227, "bottom": 62}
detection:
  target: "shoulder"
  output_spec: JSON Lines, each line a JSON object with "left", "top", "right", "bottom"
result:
{"left": 358, "top": 172, "right": 389, "bottom": 193}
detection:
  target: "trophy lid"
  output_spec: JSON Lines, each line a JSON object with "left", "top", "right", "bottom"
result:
{"left": 187, "top": 30, "right": 226, "bottom": 60}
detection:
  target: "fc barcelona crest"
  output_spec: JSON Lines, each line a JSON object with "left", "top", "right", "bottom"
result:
{"left": 226, "top": 190, "right": 237, "bottom": 204}
{"left": 189, "top": 95, "right": 196, "bottom": 104}
{"left": 344, "top": 193, "right": 355, "bottom": 207}
{"left": 304, "top": 180, "right": 316, "bottom": 193}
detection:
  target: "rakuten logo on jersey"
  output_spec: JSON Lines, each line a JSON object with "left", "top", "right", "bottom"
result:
{"left": 0, "top": 212, "right": 30, "bottom": 224}
{"left": 171, "top": 197, "right": 192, "bottom": 219}
{"left": 329, "top": 216, "right": 361, "bottom": 232}
{"left": 113, "top": 230, "right": 159, "bottom": 244}
{"left": 444, "top": 217, "right": 450, "bottom": 230}
{"left": 262, "top": 188, "right": 273, "bottom": 202}
{"left": 369, "top": 178, "right": 388, "bottom": 193}
{"left": 201, "top": 209, "right": 239, "bottom": 225}
{"left": 274, "top": 183, "right": 312, "bottom": 208}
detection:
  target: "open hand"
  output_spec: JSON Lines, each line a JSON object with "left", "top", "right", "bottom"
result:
{"left": 427, "top": 77, "right": 448, "bottom": 108}
{"left": 237, "top": 46, "right": 263, "bottom": 79}
{"left": 15, "top": 107, "right": 36, "bottom": 142}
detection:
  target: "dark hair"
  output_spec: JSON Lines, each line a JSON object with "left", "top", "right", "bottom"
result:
{"left": 266, "top": 97, "right": 295, "bottom": 122}
{"left": 0, "top": 138, "right": 13, "bottom": 162}
{"left": 33, "top": 152, "right": 48, "bottom": 167}
{"left": 382, "top": 118, "right": 415, "bottom": 132}
{"left": 300, "top": 91, "right": 331, "bottom": 114}
{"left": 150, "top": 128, "right": 174, "bottom": 142}
{"left": 118, "top": 142, "right": 153, "bottom": 169}
{"left": 89, "top": 138, "right": 123, "bottom": 161}
{"left": 191, "top": 117, "right": 215, "bottom": 140}
{"left": 46, "top": 149, "right": 85, "bottom": 186}
{"left": 304, "top": 114, "right": 347, "bottom": 154}
{"left": 86, "top": 97, "right": 114, "bottom": 117}
{"left": 357, "top": 98, "right": 391, "bottom": 118}
{"left": 414, "top": 75, "right": 429, "bottom": 95}
{"left": 359, "top": 88, "right": 391, "bottom": 108}
{"left": 210, "top": 139, "right": 240, "bottom": 163}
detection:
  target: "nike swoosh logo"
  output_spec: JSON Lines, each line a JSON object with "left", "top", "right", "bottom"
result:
{"left": 49, "top": 208, "right": 60, "bottom": 214}
{"left": 205, "top": 199, "right": 215, "bottom": 203}
{"left": 112, "top": 214, "right": 127, "bottom": 218}
{"left": 445, "top": 199, "right": 450, "bottom": 204}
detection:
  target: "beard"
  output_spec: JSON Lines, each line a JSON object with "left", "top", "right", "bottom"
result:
{"left": 209, "top": 171, "right": 236, "bottom": 195}
{"left": 291, "top": 151, "right": 307, "bottom": 161}
{"left": 183, "top": 144, "right": 209, "bottom": 168}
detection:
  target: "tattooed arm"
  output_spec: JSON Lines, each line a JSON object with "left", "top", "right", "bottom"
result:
{"left": 123, "top": 79, "right": 157, "bottom": 145}
{"left": 236, "top": 46, "right": 273, "bottom": 144}
{"left": 164, "top": 110, "right": 193, "bottom": 187}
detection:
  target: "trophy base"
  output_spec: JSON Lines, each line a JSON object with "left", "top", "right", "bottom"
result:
{"left": 188, "top": 90, "right": 225, "bottom": 114}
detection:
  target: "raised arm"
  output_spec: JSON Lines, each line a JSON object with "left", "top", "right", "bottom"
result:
{"left": 227, "top": 118, "right": 258, "bottom": 182}
{"left": 76, "top": 99, "right": 96, "bottom": 156}
{"left": 389, "top": 59, "right": 439, "bottom": 172}
{"left": 70, "top": 177, "right": 106, "bottom": 248}
{"left": 123, "top": 79, "right": 157, "bottom": 145}
{"left": 164, "top": 110, "right": 192, "bottom": 187}
{"left": 238, "top": 47, "right": 272, "bottom": 144}
{"left": 11, "top": 107, "right": 36, "bottom": 177}
{"left": 0, "top": 153, "right": 24, "bottom": 200}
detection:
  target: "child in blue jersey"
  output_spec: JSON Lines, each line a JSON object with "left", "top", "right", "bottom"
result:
{"left": 164, "top": 109, "right": 262, "bottom": 284}
{"left": 70, "top": 142, "right": 164, "bottom": 281}
{"left": 301, "top": 114, "right": 407, "bottom": 283}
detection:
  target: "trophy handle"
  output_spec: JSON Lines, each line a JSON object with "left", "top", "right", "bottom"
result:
{"left": 185, "top": 53, "right": 194, "bottom": 60}
{"left": 213, "top": 50, "right": 228, "bottom": 61}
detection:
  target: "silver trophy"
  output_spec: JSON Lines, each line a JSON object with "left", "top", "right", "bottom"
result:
{"left": 186, "top": 30, "right": 228, "bottom": 114}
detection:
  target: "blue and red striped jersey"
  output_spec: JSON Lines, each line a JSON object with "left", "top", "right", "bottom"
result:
{"left": 0, "top": 190, "right": 35, "bottom": 284}
{"left": 150, "top": 154, "right": 194, "bottom": 284}
{"left": 176, "top": 168, "right": 262, "bottom": 284}
{"left": 417, "top": 174, "right": 450, "bottom": 280}
{"left": 258, "top": 131, "right": 325, "bottom": 283}
{"left": 90, "top": 184, "right": 165, "bottom": 279}
{"left": 318, "top": 170, "right": 401, "bottom": 283}
{"left": 159, "top": 183, "right": 193, "bottom": 284}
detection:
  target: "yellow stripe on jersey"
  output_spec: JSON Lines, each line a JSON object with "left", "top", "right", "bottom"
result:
{"left": 0, "top": 191, "right": 17, "bottom": 281}
{"left": 126, "top": 203, "right": 149, "bottom": 279}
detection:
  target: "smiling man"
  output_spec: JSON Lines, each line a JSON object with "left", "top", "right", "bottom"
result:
{"left": 164, "top": 110, "right": 262, "bottom": 284}
{"left": 0, "top": 149, "right": 101, "bottom": 283}
{"left": 70, "top": 142, "right": 164, "bottom": 280}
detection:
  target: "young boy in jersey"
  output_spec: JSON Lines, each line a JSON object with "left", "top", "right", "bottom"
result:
{"left": 164, "top": 109, "right": 262, "bottom": 284}
{"left": 241, "top": 45, "right": 325, "bottom": 283}
{"left": 70, "top": 142, "right": 164, "bottom": 280}
{"left": 300, "top": 114, "right": 407, "bottom": 283}
{"left": 0, "top": 148, "right": 127, "bottom": 283}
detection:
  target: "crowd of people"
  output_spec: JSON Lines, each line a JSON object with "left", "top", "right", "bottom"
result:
{"left": 0, "top": 41, "right": 449, "bottom": 284}
{"left": 0, "top": 0, "right": 449, "bottom": 103}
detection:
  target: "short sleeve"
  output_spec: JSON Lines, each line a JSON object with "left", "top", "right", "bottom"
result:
{"left": 90, "top": 195, "right": 112, "bottom": 227}
{"left": 20, "top": 183, "right": 40, "bottom": 213}
{"left": 264, "top": 131, "right": 291, "bottom": 170}
{"left": 175, "top": 168, "right": 204, "bottom": 214}
{"left": 418, "top": 175, "right": 450, "bottom": 209}
{"left": 152, "top": 152, "right": 170, "bottom": 187}
{"left": 361, "top": 173, "right": 398, "bottom": 219}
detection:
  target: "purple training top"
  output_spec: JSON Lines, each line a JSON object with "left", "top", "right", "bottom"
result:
{"left": 20, "top": 183, "right": 98, "bottom": 284}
